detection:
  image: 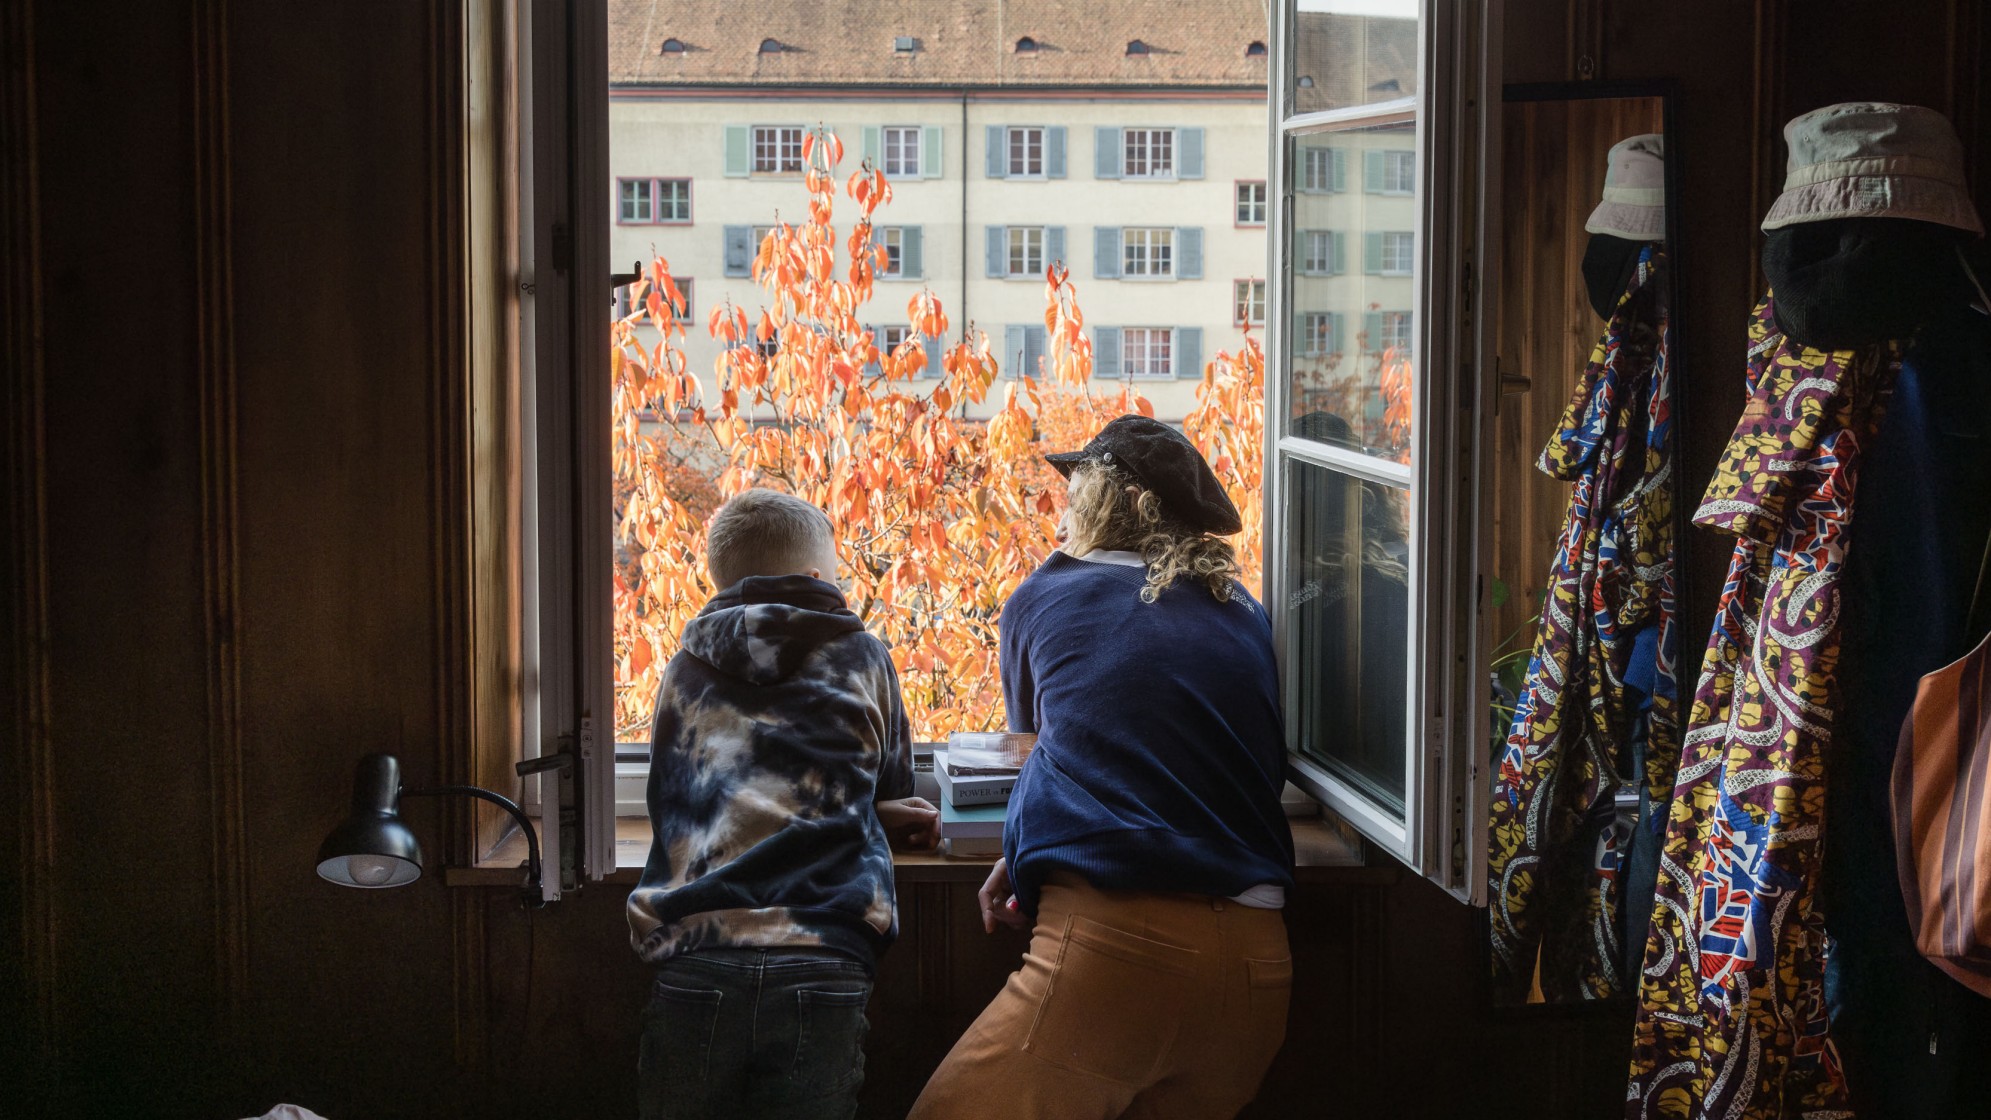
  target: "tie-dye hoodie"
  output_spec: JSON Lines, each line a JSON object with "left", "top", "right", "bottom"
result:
{"left": 626, "top": 574, "right": 913, "bottom": 971}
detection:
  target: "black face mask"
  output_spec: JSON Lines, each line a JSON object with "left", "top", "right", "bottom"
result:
{"left": 1761, "top": 217, "right": 1972, "bottom": 349}
{"left": 1582, "top": 234, "right": 1651, "bottom": 321}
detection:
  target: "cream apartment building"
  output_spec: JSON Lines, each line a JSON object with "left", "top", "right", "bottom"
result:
{"left": 608, "top": 0, "right": 1415, "bottom": 425}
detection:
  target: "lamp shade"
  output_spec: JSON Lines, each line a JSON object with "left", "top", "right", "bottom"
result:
{"left": 316, "top": 753, "right": 424, "bottom": 888}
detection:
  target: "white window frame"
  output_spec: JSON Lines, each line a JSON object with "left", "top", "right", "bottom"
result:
{"left": 1122, "top": 327, "right": 1175, "bottom": 379}
{"left": 1007, "top": 226, "right": 1045, "bottom": 277}
{"left": 1381, "top": 230, "right": 1415, "bottom": 275}
{"left": 1299, "top": 311, "right": 1335, "bottom": 355}
{"left": 1122, "top": 227, "right": 1175, "bottom": 279}
{"left": 882, "top": 126, "right": 922, "bottom": 178}
{"left": 1234, "top": 279, "right": 1267, "bottom": 327}
{"left": 1381, "top": 149, "right": 1416, "bottom": 193}
{"left": 1380, "top": 309, "right": 1413, "bottom": 351}
{"left": 1007, "top": 126, "right": 1045, "bottom": 177}
{"left": 1303, "top": 230, "right": 1336, "bottom": 274}
{"left": 1264, "top": 0, "right": 1493, "bottom": 902}
{"left": 1123, "top": 128, "right": 1176, "bottom": 179}
{"left": 1237, "top": 180, "right": 1269, "bottom": 225}
{"left": 878, "top": 226, "right": 905, "bottom": 278}
{"left": 1302, "top": 147, "right": 1336, "bottom": 191}
{"left": 878, "top": 324, "right": 914, "bottom": 354}
{"left": 752, "top": 125, "right": 805, "bottom": 174}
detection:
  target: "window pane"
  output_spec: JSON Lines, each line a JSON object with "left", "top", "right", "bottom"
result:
{"left": 1284, "top": 121, "right": 1414, "bottom": 463}
{"left": 1285, "top": 457, "right": 1411, "bottom": 812}
{"left": 1294, "top": 0, "right": 1419, "bottom": 116}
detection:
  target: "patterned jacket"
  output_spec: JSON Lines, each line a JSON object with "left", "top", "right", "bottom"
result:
{"left": 626, "top": 575, "right": 913, "bottom": 971}
{"left": 1626, "top": 296, "right": 1900, "bottom": 1120}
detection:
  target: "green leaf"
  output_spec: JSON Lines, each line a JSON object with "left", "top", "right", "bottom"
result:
{"left": 1489, "top": 577, "right": 1510, "bottom": 609}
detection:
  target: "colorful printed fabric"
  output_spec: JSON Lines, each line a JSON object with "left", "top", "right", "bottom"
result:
{"left": 1625, "top": 296, "right": 1902, "bottom": 1120}
{"left": 1490, "top": 245, "right": 1678, "bottom": 1002}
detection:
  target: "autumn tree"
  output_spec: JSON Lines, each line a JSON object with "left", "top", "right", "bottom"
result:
{"left": 612, "top": 126, "right": 1266, "bottom": 741}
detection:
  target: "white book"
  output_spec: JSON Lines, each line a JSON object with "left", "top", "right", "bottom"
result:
{"left": 933, "top": 750, "right": 1015, "bottom": 807}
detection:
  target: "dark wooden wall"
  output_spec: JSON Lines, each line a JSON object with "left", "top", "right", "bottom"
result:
{"left": 5, "top": 2, "right": 1989, "bottom": 1119}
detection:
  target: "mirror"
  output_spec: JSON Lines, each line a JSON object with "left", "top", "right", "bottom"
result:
{"left": 1484, "top": 84, "right": 1682, "bottom": 1005}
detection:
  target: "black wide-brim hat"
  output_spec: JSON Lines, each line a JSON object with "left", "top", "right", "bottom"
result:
{"left": 1045, "top": 414, "right": 1243, "bottom": 536}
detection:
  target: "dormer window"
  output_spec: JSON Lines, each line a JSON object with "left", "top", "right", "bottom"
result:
{"left": 660, "top": 38, "right": 686, "bottom": 54}
{"left": 893, "top": 36, "right": 917, "bottom": 53}
{"left": 1297, "top": 75, "right": 1315, "bottom": 88}
{"left": 1126, "top": 39, "right": 1151, "bottom": 56}
{"left": 1016, "top": 36, "right": 1039, "bottom": 53}
{"left": 759, "top": 38, "right": 783, "bottom": 54}
{"left": 1246, "top": 41, "right": 1267, "bottom": 57}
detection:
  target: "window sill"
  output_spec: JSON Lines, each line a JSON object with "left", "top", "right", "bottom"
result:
{"left": 442, "top": 816, "right": 1369, "bottom": 888}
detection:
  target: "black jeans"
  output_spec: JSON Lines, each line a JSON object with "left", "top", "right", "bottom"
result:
{"left": 639, "top": 948, "right": 873, "bottom": 1120}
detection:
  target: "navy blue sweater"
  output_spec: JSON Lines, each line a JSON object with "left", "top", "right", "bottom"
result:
{"left": 1000, "top": 552, "right": 1295, "bottom": 916}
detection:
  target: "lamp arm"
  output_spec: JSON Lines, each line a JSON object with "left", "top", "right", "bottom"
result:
{"left": 402, "top": 784, "right": 542, "bottom": 901}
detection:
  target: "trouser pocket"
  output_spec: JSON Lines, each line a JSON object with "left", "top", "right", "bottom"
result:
{"left": 791, "top": 986, "right": 872, "bottom": 1094}
{"left": 639, "top": 977, "right": 724, "bottom": 1120}
{"left": 1023, "top": 914, "right": 1200, "bottom": 1086}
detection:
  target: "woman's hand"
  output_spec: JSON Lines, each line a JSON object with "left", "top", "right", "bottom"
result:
{"left": 876, "top": 796, "right": 940, "bottom": 851}
{"left": 977, "top": 858, "right": 1030, "bottom": 933}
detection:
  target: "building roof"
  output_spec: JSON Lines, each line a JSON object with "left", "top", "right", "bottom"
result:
{"left": 609, "top": 0, "right": 1273, "bottom": 89}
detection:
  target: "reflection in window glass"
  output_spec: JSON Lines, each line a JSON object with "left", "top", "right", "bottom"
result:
{"left": 1008, "top": 126, "right": 1044, "bottom": 176}
{"left": 1285, "top": 457, "right": 1411, "bottom": 811}
{"left": 1007, "top": 226, "right": 1044, "bottom": 276}
{"left": 883, "top": 126, "right": 921, "bottom": 177}
{"left": 1284, "top": 120, "right": 1414, "bottom": 463}
{"left": 1123, "top": 327, "right": 1174, "bottom": 378}
{"left": 1124, "top": 128, "right": 1175, "bottom": 178}
{"left": 1294, "top": 0, "right": 1419, "bottom": 115}
{"left": 1234, "top": 279, "right": 1267, "bottom": 326}
{"left": 1123, "top": 227, "right": 1175, "bottom": 277}
{"left": 1236, "top": 181, "right": 1268, "bottom": 224}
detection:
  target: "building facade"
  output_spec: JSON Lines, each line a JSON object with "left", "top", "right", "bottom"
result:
{"left": 608, "top": 0, "right": 1413, "bottom": 424}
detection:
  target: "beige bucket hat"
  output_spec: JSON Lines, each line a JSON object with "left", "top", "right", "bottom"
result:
{"left": 1585, "top": 134, "right": 1667, "bottom": 242}
{"left": 1761, "top": 102, "right": 1983, "bottom": 235}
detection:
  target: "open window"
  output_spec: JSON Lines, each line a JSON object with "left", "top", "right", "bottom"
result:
{"left": 1264, "top": 0, "right": 1492, "bottom": 900}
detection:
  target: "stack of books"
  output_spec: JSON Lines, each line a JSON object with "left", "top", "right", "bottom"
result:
{"left": 934, "top": 732, "right": 1033, "bottom": 857}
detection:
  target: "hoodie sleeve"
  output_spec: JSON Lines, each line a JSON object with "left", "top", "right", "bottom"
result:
{"left": 874, "top": 654, "right": 915, "bottom": 801}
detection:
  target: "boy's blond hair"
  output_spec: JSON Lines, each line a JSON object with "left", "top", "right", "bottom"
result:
{"left": 706, "top": 489, "right": 836, "bottom": 590}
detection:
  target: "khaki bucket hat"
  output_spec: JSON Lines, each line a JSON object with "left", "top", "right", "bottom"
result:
{"left": 1584, "top": 134, "right": 1667, "bottom": 242}
{"left": 1761, "top": 102, "right": 1983, "bottom": 235}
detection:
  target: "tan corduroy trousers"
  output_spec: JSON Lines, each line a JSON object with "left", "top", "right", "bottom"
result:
{"left": 909, "top": 873, "right": 1292, "bottom": 1120}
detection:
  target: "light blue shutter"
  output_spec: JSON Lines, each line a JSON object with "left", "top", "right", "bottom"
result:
{"left": 1332, "top": 312, "right": 1346, "bottom": 355}
{"left": 1363, "top": 150, "right": 1385, "bottom": 193}
{"left": 1025, "top": 326, "right": 1047, "bottom": 378}
{"left": 1178, "top": 128, "right": 1204, "bottom": 179}
{"left": 1364, "top": 312, "right": 1384, "bottom": 352}
{"left": 923, "top": 126, "right": 943, "bottom": 178}
{"left": 987, "top": 226, "right": 1007, "bottom": 278}
{"left": 1094, "top": 227, "right": 1122, "bottom": 278}
{"left": 1176, "top": 228, "right": 1203, "bottom": 280}
{"left": 901, "top": 226, "right": 924, "bottom": 279}
{"left": 1047, "top": 126, "right": 1068, "bottom": 178}
{"left": 1046, "top": 226, "right": 1066, "bottom": 269}
{"left": 724, "top": 126, "right": 750, "bottom": 177}
{"left": 986, "top": 125, "right": 1006, "bottom": 177}
{"left": 1175, "top": 327, "right": 1202, "bottom": 379}
{"left": 1332, "top": 149, "right": 1347, "bottom": 192}
{"left": 1332, "top": 231, "right": 1347, "bottom": 275}
{"left": 1004, "top": 324, "right": 1027, "bottom": 378}
{"left": 1095, "top": 127, "right": 1122, "bottom": 178}
{"left": 862, "top": 126, "right": 881, "bottom": 166}
{"left": 723, "top": 225, "right": 753, "bottom": 276}
{"left": 1364, "top": 232, "right": 1385, "bottom": 274}
{"left": 1094, "top": 327, "right": 1122, "bottom": 377}
{"left": 920, "top": 333, "right": 945, "bottom": 377}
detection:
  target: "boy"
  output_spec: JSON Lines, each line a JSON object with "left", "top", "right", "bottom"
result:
{"left": 627, "top": 489, "right": 939, "bottom": 1120}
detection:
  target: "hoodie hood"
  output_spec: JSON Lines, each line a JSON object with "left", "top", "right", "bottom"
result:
{"left": 680, "top": 575, "right": 867, "bottom": 686}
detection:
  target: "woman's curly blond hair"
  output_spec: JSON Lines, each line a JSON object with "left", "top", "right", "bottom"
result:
{"left": 1060, "top": 459, "right": 1243, "bottom": 603}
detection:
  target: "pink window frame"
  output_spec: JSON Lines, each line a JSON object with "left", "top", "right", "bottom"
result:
{"left": 1232, "top": 278, "right": 1266, "bottom": 328}
{"left": 615, "top": 177, "right": 694, "bottom": 226}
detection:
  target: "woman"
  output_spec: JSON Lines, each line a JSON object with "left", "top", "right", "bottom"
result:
{"left": 911, "top": 415, "right": 1297, "bottom": 1120}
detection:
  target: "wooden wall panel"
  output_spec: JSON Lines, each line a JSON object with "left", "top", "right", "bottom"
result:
{"left": 6, "top": 3, "right": 1990, "bottom": 1119}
